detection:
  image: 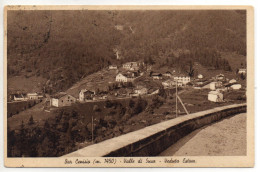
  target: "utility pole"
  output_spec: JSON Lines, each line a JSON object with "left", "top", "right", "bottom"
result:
{"left": 92, "top": 114, "right": 94, "bottom": 144}
{"left": 176, "top": 81, "right": 178, "bottom": 118}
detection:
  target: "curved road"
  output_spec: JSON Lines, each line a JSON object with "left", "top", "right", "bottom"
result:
{"left": 160, "top": 113, "right": 247, "bottom": 156}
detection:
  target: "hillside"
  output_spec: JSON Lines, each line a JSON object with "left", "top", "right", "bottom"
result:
{"left": 7, "top": 10, "right": 246, "bottom": 93}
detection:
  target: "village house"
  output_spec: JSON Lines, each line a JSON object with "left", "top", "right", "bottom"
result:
{"left": 198, "top": 74, "right": 204, "bottom": 79}
{"left": 216, "top": 74, "right": 225, "bottom": 80}
{"left": 151, "top": 73, "right": 162, "bottom": 80}
{"left": 50, "top": 92, "right": 76, "bottom": 107}
{"left": 148, "top": 88, "right": 160, "bottom": 95}
{"left": 134, "top": 86, "right": 148, "bottom": 95}
{"left": 79, "top": 89, "right": 95, "bottom": 101}
{"left": 123, "top": 62, "right": 139, "bottom": 70}
{"left": 116, "top": 72, "right": 138, "bottom": 82}
{"left": 173, "top": 75, "right": 191, "bottom": 85}
{"left": 108, "top": 65, "right": 117, "bottom": 70}
{"left": 163, "top": 71, "right": 172, "bottom": 77}
{"left": 13, "top": 93, "right": 27, "bottom": 101}
{"left": 238, "top": 68, "right": 246, "bottom": 74}
{"left": 231, "top": 84, "right": 242, "bottom": 90}
{"left": 27, "top": 93, "right": 44, "bottom": 100}
{"left": 229, "top": 79, "right": 237, "bottom": 84}
{"left": 162, "top": 80, "right": 175, "bottom": 88}
{"left": 207, "top": 81, "right": 223, "bottom": 90}
{"left": 208, "top": 91, "right": 223, "bottom": 102}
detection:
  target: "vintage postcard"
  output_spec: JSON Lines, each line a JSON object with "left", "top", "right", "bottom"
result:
{"left": 4, "top": 5, "right": 254, "bottom": 167}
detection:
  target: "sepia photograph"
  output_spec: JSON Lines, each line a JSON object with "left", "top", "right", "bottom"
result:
{"left": 4, "top": 5, "right": 254, "bottom": 167}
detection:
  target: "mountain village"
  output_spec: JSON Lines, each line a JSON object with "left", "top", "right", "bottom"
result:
{"left": 8, "top": 60, "right": 246, "bottom": 110}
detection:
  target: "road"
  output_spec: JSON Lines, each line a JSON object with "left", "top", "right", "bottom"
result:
{"left": 159, "top": 113, "right": 247, "bottom": 156}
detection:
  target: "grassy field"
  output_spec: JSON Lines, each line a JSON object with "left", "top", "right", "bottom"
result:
{"left": 7, "top": 100, "right": 41, "bottom": 118}
{"left": 7, "top": 99, "right": 52, "bottom": 130}
{"left": 7, "top": 76, "right": 47, "bottom": 94}
{"left": 66, "top": 69, "right": 118, "bottom": 98}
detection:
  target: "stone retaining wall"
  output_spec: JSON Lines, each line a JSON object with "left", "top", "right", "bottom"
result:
{"left": 64, "top": 103, "right": 246, "bottom": 157}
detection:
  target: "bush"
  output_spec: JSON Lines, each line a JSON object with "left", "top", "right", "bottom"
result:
{"left": 105, "top": 100, "right": 113, "bottom": 108}
{"left": 28, "top": 115, "right": 34, "bottom": 125}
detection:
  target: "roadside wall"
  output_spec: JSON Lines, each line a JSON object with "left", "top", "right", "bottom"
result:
{"left": 64, "top": 103, "right": 246, "bottom": 157}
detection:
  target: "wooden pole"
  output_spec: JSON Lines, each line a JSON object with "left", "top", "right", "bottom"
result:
{"left": 176, "top": 81, "right": 178, "bottom": 118}
{"left": 92, "top": 114, "right": 94, "bottom": 144}
{"left": 177, "top": 95, "right": 189, "bottom": 115}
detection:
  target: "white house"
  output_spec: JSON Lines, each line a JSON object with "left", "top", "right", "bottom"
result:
{"left": 216, "top": 74, "right": 224, "bottom": 80}
{"left": 231, "top": 84, "right": 242, "bottom": 90}
{"left": 163, "top": 71, "right": 172, "bottom": 77}
{"left": 27, "top": 93, "right": 43, "bottom": 100}
{"left": 229, "top": 79, "right": 237, "bottom": 84}
{"left": 134, "top": 86, "right": 148, "bottom": 95}
{"left": 116, "top": 72, "right": 137, "bottom": 82}
{"left": 79, "top": 89, "right": 95, "bottom": 101}
{"left": 13, "top": 94, "right": 27, "bottom": 101}
{"left": 123, "top": 62, "right": 139, "bottom": 70}
{"left": 162, "top": 80, "right": 175, "bottom": 88}
{"left": 108, "top": 65, "right": 117, "bottom": 70}
{"left": 208, "top": 91, "right": 223, "bottom": 102}
{"left": 209, "top": 82, "right": 216, "bottom": 90}
{"left": 238, "top": 68, "right": 246, "bottom": 74}
{"left": 50, "top": 92, "right": 76, "bottom": 107}
{"left": 198, "top": 74, "right": 204, "bottom": 79}
{"left": 173, "top": 75, "right": 190, "bottom": 85}
{"left": 151, "top": 73, "right": 163, "bottom": 80}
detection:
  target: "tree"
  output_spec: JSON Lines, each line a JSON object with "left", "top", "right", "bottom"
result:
{"left": 93, "top": 105, "right": 100, "bottom": 112}
{"left": 129, "top": 99, "right": 135, "bottom": 108}
{"left": 186, "top": 60, "right": 195, "bottom": 77}
{"left": 28, "top": 115, "right": 34, "bottom": 125}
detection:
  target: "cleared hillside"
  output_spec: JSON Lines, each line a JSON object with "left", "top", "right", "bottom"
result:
{"left": 7, "top": 10, "right": 246, "bottom": 93}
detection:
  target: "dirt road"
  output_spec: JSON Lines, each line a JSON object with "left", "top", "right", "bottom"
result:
{"left": 160, "top": 113, "right": 247, "bottom": 156}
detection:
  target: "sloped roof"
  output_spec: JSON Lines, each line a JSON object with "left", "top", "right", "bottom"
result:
{"left": 208, "top": 91, "right": 222, "bottom": 95}
{"left": 151, "top": 73, "right": 162, "bottom": 76}
{"left": 51, "top": 92, "right": 68, "bottom": 99}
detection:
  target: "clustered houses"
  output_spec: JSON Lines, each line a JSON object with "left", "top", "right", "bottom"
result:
{"left": 50, "top": 92, "right": 76, "bottom": 107}
{"left": 10, "top": 92, "right": 44, "bottom": 102}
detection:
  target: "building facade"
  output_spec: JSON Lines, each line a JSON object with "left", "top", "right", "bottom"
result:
{"left": 27, "top": 93, "right": 43, "bottom": 100}
{"left": 79, "top": 89, "right": 95, "bottom": 101}
{"left": 208, "top": 91, "right": 223, "bottom": 102}
{"left": 50, "top": 93, "right": 76, "bottom": 107}
{"left": 173, "top": 75, "right": 191, "bottom": 85}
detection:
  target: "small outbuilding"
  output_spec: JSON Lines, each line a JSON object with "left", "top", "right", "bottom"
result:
{"left": 231, "top": 84, "right": 242, "bottom": 90}
{"left": 108, "top": 65, "right": 117, "bottom": 70}
{"left": 198, "top": 74, "right": 204, "bottom": 79}
{"left": 208, "top": 91, "right": 223, "bottom": 102}
{"left": 229, "top": 79, "right": 237, "bottom": 84}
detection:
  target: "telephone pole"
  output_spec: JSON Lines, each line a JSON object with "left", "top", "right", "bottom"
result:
{"left": 176, "top": 81, "right": 178, "bottom": 118}
{"left": 92, "top": 114, "right": 94, "bottom": 144}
